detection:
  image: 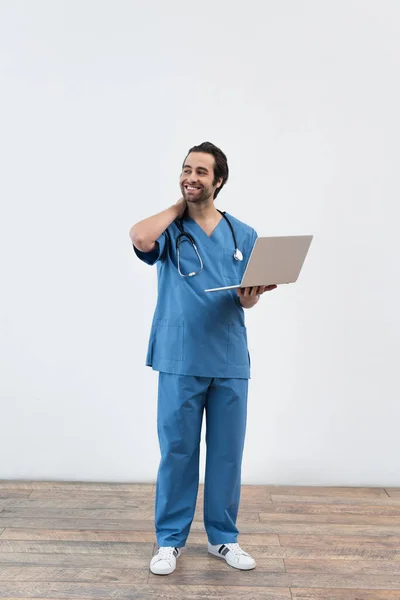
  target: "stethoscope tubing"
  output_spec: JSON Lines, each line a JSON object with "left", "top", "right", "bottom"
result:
{"left": 176, "top": 209, "right": 243, "bottom": 263}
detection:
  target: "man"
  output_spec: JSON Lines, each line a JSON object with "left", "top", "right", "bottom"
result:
{"left": 129, "top": 142, "right": 277, "bottom": 575}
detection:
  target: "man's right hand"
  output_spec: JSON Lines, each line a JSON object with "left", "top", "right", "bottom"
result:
{"left": 175, "top": 197, "right": 187, "bottom": 219}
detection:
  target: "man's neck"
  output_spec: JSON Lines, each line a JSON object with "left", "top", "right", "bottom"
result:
{"left": 186, "top": 201, "right": 220, "bottom": 223}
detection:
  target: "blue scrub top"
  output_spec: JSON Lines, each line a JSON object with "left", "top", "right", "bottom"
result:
{"left": 133, "top": 211, "right": 258, "bottom": 379}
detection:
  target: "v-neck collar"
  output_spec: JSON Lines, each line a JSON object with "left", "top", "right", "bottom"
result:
{"left": 186, "top": 214, "right": 224, "bottom": 239}
{"left": 179, "top": 211, "right": 232, "bottom": 252}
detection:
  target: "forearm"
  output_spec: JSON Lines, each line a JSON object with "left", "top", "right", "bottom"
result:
{"left": 129, "top": 205, "right": 180, "bottom": 249}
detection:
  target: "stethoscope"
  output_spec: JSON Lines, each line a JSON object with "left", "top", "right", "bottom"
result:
{"left": 174, "top": 209, "right": 243, "bottom": 277}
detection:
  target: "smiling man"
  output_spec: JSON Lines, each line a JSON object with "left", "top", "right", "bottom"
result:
{"left": 129, "top": 142, "right": 276, "bottom": 576}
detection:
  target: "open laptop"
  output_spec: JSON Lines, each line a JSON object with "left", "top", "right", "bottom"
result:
{"left": 205, "top": 235, "right": 313, "bottom": 292}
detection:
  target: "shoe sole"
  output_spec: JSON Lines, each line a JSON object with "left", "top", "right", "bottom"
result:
{"left": 208, "top": 548, "right": 256, "bottom": 570}
{"left": 150, "top": 566, "right": 175, "bottom": 575}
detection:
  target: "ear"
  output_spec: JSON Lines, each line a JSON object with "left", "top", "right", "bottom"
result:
{"left": 215, "top": 178, "right": 223, "bottom": 189}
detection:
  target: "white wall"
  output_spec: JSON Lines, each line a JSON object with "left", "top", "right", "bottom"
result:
{"left": 1, "top": 0, "right": 399, "bottom": 485}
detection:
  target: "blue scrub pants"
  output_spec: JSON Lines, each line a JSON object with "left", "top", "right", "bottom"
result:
{"left": 155, "top": 373, "right": 248, "bottom": 548}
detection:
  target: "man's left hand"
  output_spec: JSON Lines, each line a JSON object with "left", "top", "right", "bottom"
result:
{"left": 237, "top": 284, "right": 277, "bottom": 308}
{"left": 237, "top": 284, "right": 277, "bottom": 298}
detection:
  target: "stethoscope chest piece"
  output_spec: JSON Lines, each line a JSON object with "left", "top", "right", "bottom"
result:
{"left": 233, "top": 248, "right": 243, "bottom": 261}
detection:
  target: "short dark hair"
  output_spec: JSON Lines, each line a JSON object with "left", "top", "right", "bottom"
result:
{"left": 182, "top": 141, "right": 229, "bottom": 199}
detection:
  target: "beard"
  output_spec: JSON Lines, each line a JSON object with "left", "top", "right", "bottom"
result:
{"left": 181, "top": 185, "right": 212, "bottom": 205}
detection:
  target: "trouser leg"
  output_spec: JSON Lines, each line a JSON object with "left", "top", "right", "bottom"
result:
{"left": 203, "top": 377, "right": 248, "bottom": 544}
{"left": 155, "top": 373, "right": 208, "bottom": 547}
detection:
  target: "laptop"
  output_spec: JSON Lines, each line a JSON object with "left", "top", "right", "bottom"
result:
{"left": 205, "top": 235, "right": 313, "bottom": 292}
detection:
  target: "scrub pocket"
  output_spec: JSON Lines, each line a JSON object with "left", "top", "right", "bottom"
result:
{"left": 222, "top": 248, "right": 243, "bottom": 279}
{"left": 153, "top": 319, "right": 184, "bottom": 362}
{"left": 227, "top": 323, "right": 249, "bottom": 365}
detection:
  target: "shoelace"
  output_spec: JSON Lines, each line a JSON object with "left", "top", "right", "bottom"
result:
{"left": 155, "top": 546, "right": 176, "bottom": 562}
{"left": 223, "top": 543, "right": 249, "bottom": 557}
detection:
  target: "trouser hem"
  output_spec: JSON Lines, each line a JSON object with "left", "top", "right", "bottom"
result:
{"left": 156, "top": 540, "right": 186, "bottom": 548}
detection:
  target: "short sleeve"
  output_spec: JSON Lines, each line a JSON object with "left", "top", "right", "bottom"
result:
{"left": 243, "top": 227, "right": 258, "bottom": 270}
{"left": 133, "top": 231, "right": 168, "bottom": 266}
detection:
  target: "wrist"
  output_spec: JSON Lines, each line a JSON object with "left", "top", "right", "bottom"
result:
{"left": 172, "top": 199, "right": 187, "bottom": 220}
{"left": 240, "top": 294, "right": 260, "bottom": 309}
{"left": 171, "top": 205, "right": 182, "bottom": 220}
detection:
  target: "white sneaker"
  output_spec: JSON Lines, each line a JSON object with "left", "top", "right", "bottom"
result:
{"left": 208, "top": 542, "right": 256, "bottom": 570}
{"left": 150, "top": 546, "right": 181, "bottom": 575}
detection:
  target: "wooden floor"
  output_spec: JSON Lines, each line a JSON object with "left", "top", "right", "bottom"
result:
{"left": 0, "top": 482, "right": 400, "bottom": 599}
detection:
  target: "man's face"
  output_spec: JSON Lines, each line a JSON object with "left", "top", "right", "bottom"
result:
{"left": 180, "top": 152, "right": 222, "bottom": 205}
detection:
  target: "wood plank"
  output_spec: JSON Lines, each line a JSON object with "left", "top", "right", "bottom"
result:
{"left": 0, "top": 540, "right": 154, "bottom": 555}
{"left": 0, "top": 529, "right": 161, "bottom": 542}
{"left": 0, "top": 551, "right": 153, "bottom": 568}
{"left": 292, "top": 589, "right": 400, "bottom": 599}
{"left": 259, "top": 511, "right": 400, "bottom": 526}
{"left": 0, "top": 551, "right": 155, "bottom": 568}
{"left": 0, "top": 566, "right": 149, "bottom": 582}
{"left": 149, "top": 570, "right": 400, "bottom": 588}
{"left": 242, "top": 485, "right": 389, "bottom": 497}
{"left": 13, "top": 496, "right": 153, "bottom": 509}
{"left": 0, "top": 565, "right": 396, "bottom": 587}
{"left": 279, "top": 534, "right": 400, "bottom": 549}
{"left": 272, "top": 494, "right": 400, "bottom": 506}
{"left": 28, "top": 490, "right": 155, "bottom": 500}
{"left": 265, "top": 503, "right": 400, "bottom": 518}
{"left": 386, "top": 489, "right": 400, "bottom": 499}
{"left": 0, "top": 517, "right": 159, "bottom": 531}
{"left": 0, "top": 528, "right": 280, "bottom": 546}
{"left": 285, "top": 558, "right": 400, "bottom": 574}
{"left": 0, "top": 582, "right": 292, "bottom": 599}
{"left": 0, "top": 507, "right": 258, "bottom": 523}
{"left": 0, "top": 482, "right": 155, "bottom": 492}
{"left": 269, "top": 501, "right": 400, "bottom": 514}
{"left": 0, "top": 490, "right": 32, "bottom": 499}
{"left": 260, "top": 487, "right": 388, "bottom": 498}
{"left": 243, "top": 545, "right": 395, "bottom": 561}
{"left": 228, "top": 486, "right": 272, "bottom": 501}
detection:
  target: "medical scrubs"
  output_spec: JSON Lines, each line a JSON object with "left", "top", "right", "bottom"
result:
{"left": 133, "top": 211, "right": 258, "bottom": 547}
